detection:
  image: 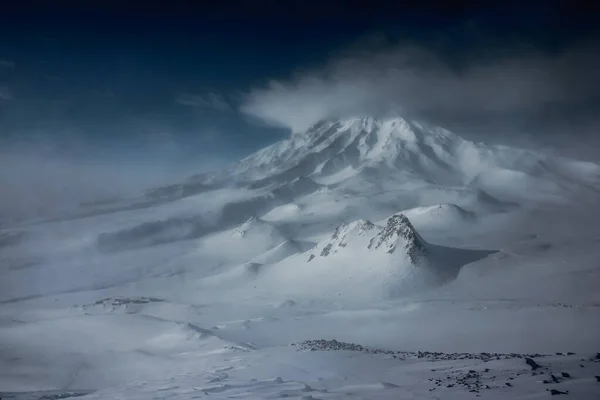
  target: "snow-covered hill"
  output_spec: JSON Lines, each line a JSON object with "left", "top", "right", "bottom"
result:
{"left": 258, "top": 214, "right": 493, "bottom": 299}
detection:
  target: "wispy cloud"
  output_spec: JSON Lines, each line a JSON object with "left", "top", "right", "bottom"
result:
{"left": 0, "top": 60, "right": 15, "bottom": 68}
{"left": 175, "top": 92, "right": 232, "bottom": 111}
{"left": 241, "top": 41, "right": 600, "bottom": 132}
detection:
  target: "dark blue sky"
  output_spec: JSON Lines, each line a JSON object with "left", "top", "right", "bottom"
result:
{"left": 1, "top": 1, "right": 598, "bottom": 169}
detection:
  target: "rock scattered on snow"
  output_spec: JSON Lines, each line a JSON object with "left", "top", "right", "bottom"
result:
{"left": 293, "top": 339, "right": 397, "bottom": 356}
{"left": 294, "top": 339, "right": 544, "bottom": 361}
{"left": 292, "top": 340, "right": 600, "bottom": 396}
{"left": 526, "top": 357, "right": 542, "bottom": 370}
{"left": 91, "top": 297, "right": 165, "bottom": 307}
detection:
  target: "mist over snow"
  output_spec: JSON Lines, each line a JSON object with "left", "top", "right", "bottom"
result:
{"left": 0, "top": 135, "right": 227, "bottom": 225}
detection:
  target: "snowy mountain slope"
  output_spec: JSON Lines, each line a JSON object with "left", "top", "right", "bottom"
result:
{"left": 256, "top": 214, "right": 494, "bottom": 299}
{"left": 176, "top": 217, "right": 289, "bottom": 272}
{"left": 402, "top": 203, "right": 476, "bottom": 223}
{"left": 231, "top": 117, "right": 600, "bottom": 201}
{"left": 250, "top": 240, "right": 308, "bottom": 264}
{"left": 2, "top": 116, "right": 600, "bottom": 399}
{"left": 375, "top": 203, "right": 477, "bottom": 232}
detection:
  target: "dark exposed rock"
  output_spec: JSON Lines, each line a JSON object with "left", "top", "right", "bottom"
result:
{"left": 90, "top": 297, "right": 165, "bottom": 308}
{"left": 320, "top": 244, "right": 333, "bottom": 257}
{"left": 549, "top": 389, "right": 569, "bottom": 395}
{"left": 294, "top": 339, "right": 546, "bottom": 362}
{"left": 526, "top": 357, "right": 542, "bottom": 370}
{"left": 367, "top": 214, "right": 426, "bottom": 260}
{"left": 292, "top": 339, "right": 580, "bottom": 395}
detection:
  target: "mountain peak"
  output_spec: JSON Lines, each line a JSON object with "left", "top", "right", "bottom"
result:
{"left": 306, "top": 214, "right": 429, "bottom": 264}
{"left": 316, "top": 219, "right": 377, "bottom": 258}
{"left": 368, "top": 214, "right": 426, "bottom": 261}
{"left": 230, "top": 115, "right": 466, "bottom": 183}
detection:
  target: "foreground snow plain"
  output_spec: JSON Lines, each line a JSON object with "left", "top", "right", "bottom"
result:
{"left": 1, "top": 117, "right": 600, "bottom": 399}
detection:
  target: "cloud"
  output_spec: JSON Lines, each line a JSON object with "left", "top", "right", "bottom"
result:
{"left": 175, "top": 92, "right": 232, "bottom": 111}
{"left": 0, "top": 60, "right": 15, "bottom": 68}
{"left": 240, "top": 41, "right": 600, "bottom": 132}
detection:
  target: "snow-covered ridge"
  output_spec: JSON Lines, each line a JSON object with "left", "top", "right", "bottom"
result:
{"left": 231, "top": 116, "right": 460, "bottom": 181}
{"left": 307, "top": 214, "right": 428, "bottom": 266}
{"left": 252, "top": 214, "right": 495, "bottom": 300}
{"left": 367, "top": 214, "right": 427, "bottom": 261}
{"left": 311, "top": 219, "right": 378, "bottom": 259}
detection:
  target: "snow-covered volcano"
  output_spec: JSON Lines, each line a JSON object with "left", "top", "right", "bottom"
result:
{"left": 231, "top": 117, "right": 600, "bottom": 201}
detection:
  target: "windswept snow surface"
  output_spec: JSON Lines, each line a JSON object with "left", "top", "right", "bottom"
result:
{"left": 2, "top": 117, "right": 600, "bottom": 399}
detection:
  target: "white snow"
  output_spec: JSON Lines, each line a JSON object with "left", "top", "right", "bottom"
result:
{"left": 1, "top": 116, "right": 600, "bottom": 399}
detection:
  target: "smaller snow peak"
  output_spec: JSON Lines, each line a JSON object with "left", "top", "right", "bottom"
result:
{"left": 368, "top": 214, "right": 426, "bottom": 260}
{"left": 355, "top": 219, "right": 376, "bottom": 235}
{"left": 331, "top": 219, "right": 376, "bottom": 240}
{"left": 330, "top": 223, "right": 346, "bottom": 240}
{"left": 308, "top": 218, "right": 376, "bottom": 262}
{"left": 233, "top": 216, "right": 263, "bottom": 238}
{"left": 385, "top": 214, "right": 416, "bottom": 233}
